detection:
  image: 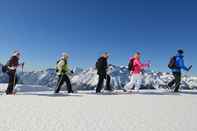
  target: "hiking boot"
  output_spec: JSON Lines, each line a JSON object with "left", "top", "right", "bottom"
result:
{"left": 122, "top": 88, "right": 128, "bottom": 92}
{"left": 174, "top": 89, "right": 179, "bottom": 93}
{"left": 68, "top": 90, "right": 74, "bottom": 93}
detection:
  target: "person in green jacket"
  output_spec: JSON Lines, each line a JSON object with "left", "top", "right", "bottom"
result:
{"left": 55, "top": 53, "right": 74, "bottom": 93}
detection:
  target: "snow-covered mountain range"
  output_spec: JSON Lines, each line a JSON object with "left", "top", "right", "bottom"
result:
{"left": 71, "top": 65, "right": 197, "bottom": 90}
{"left": 0, "top": 64, "right": 197, "bottom": 90}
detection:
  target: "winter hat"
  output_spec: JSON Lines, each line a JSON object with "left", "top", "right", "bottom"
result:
{"left": 136, "top": 52, "right": 141, "bottom": 55}
{"left": 62, "top": 52, "right": 69, "bottom": 59}
{"left": 177, "top": 49, "right": 184, "bottom": 54}
{"left": 12, "top": 50, "right": 20, "bottom": 56}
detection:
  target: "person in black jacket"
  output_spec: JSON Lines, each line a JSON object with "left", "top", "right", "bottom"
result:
{"left": 96, "top": 52, "right": 112, "bottom": 93}
{"left": 6, "top": 51, "right": 23, "bottom": 95}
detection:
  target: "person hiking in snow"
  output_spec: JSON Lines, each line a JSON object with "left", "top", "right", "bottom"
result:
{"left": 168, "top": 49, "right": 192, "bottom": 92}
{"left": 96, "top": 52, "right": 112, "bottom": 93}
{"left": 124, "top": 52, "right": 150, "bottom": 92}
{"left": 55, "top": 53, "right": 74, "bottom": 94}
{"left": 5, "top": 51, "right": 24, "bottom": 95}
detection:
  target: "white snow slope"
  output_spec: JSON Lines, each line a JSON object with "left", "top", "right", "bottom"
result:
{"left": 0, "top": 86, "right": 197, "bottom": 131}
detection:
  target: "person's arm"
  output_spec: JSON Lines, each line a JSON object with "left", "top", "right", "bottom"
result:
{"left": 66, "top": 64, "right": 74, "bottom": 74}
{"left": 7, "top": 66, "right": 17, "bottom": 70}
{"left": 134, "top": 59, "right": 149, "bottom": 69}
{"left": 7, "top": 56, "right": 19, "bottom": 70}
{"left": 188, "top": 65, "right": 192, "bottom": 71}
{"left": 105, "top": 60, "right": 108, "bottom": 69}
{"left": 177, "top": 58, "right": 188, "bottom": 71}
{"left": 142, "top": 63, "right": 150, "bottom": 68}
{"left": 102, "top": 59, "right": 108, "bottom": 70}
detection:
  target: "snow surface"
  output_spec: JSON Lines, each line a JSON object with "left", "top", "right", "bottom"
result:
{"left": 0, "top": 84, "right": 53, "bottom": 92}
{"left": 0, "top": 84, "right": 197, "bottom": 131}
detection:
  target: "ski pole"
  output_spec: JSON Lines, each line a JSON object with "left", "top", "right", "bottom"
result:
{"left": 13, "top": 71, "right": 17, "bottom": 94}
{"left": 55, "top": 74, "right": 64, "bottom": 92}
{"left": 21, "top": 62, "right": 24, "bottom": 73}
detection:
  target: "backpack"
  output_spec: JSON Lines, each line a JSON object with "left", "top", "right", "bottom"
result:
{"left": 1, "top": 65, "right": 8, "bottom": 73}
{"left": 1, "top": 60, "right": 10, "bottom": 73}
{"left": 128, "top": 58, "right": 134, "bottom": 71}
{"left": 96, "top": 59, "right": 101, "bottom": 70}
{"left": 168, "top": 56, "right": 177, "bottom": 69}
{"left": 56, "top": 60, "right": 61, "bottom": 73}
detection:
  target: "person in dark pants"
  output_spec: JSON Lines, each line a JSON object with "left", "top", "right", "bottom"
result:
{"left": 168, "top": 72, "right": 181, "bottom": 92}
{"left": 168, "top": 49, "right": 192, "bottom": 92}
{"left": 55, "top": 53, "right": 73, "bottom": 94}
{"left": 6, "top": 71, "right": 18, "bottom": 95}
{"left": 96, "top": 52, "right": 112, "bottom": 93}
{"left": 6, "top": 51, "right": 23, "bottom": 95}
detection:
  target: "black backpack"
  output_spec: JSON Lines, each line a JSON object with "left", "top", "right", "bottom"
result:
{"left": 96, "top": 60, "right": 101, "bottom": 70}
{"left": 56, "top": 60, "right": 61, "bottom": 73}
{"left": 2, "top": 65, "right": 8, "bottom": 73}
{"left": 128, "top": 58, "right": 134, "bottom": 71}
{"left": 168, "top": 56, "right": 177, "bottom": 69}
{"left": 1, "top": 59, "right": 10, "bottom": 73}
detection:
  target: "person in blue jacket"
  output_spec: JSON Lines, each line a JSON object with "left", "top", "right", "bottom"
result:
{"left": 168, "top": 49, "right": 192, "bottom": 92}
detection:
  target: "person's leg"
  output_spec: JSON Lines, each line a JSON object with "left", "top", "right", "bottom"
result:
{"left": 14, "top": 75, "right": 18, "bottom": 87}
{"left": 174, "top": 72, "right": 181, "bottom": 92}
{"left": 135, "top": 74, "right": 142, "bottom": 91}
{"left": 13, "top": 75, "right": 18, "bottom": 93}
{"left": 168, "top": 73, "right": 176, "bottom": 87}
{"left": 64, "top": 74, "right": 73, "bottom": 93}
{"left": 6, "top": 72, "right": 15, "bottom": 94}
{"left": 55, "top": 75, "right": 64, "bottom": 93}
{"left": 124, "top": 75, "right": 135, "bottom": 91}
{"left": 96, "top": 75, "right": 104, "bottom": 93}
{"left": 132, "top": 74, "right": 139, "bottom": 91}
{"left": 105, "top": 75, "right": 112, "bottom": 91}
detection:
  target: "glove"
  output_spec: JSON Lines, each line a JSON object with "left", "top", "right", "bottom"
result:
{"left": 188, "top": 65, "right": 192, "bottom": 71}
{"left": 70, "top": 70, "right": 74, "bottom": 74}
{"left": 21, "top": 62, "right": 25, "bottom": 67}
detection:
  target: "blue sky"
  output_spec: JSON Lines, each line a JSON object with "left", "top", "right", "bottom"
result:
{"left": 0, "top": 0, "right": 196, "bottom": 74}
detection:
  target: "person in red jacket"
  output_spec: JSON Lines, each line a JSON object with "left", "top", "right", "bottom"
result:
{"left": 125, "top": 52, "right": 150, "bottom": 92}
{"left": 6, "top": 51, "right": 23, "bottom": 95}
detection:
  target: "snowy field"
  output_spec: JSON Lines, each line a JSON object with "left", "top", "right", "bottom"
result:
{"left": 0, "top": 84, "right": 197, "bottom": 131}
